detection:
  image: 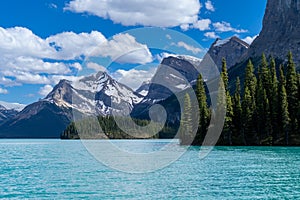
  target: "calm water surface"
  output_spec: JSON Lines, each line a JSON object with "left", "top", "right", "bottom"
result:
{"left": 0, "top": 139, "right": 300, "bottom": 199}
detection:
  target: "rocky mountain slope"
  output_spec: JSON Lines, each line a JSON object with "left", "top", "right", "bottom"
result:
{"left": 0, "top": 105, "right": 18, "bottom": 123}
{"left": 208, "top": 36, "right": 249, "bottom": 69}
{"left": 248, "top": 0, "right": 300, "bottom": 63}
{"left": 0, "top": 102, "right": 26, "bottom": 123}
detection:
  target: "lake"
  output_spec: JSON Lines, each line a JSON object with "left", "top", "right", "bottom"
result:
{"left": 0, "top": 139, "right": 300, "bottom": 199}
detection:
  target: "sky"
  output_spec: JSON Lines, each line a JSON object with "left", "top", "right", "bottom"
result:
{"left": 0, "top": 0, "right": 267, "bottom": 104}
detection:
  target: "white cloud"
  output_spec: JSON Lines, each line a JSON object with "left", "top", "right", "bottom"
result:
{"left": 0, "top": 27, "right": 56, "bottom": 59}
{"left": 39, "top": 85, "right": 53, "bottom": 96}
{"left": 204, "top": 32, "right": 219, "bottom": 39}
{"left": 65, "top": 0, "right": 201, "bottom": 28}
{"left": 180, "top": 24, "right": 190, "bottom": 31}
{"left": 0, "top": 77, "right": 19, "bottom": 86}
{"left": 192, "top": 19, "right": 211, "bottom": 31}
{"left": 3, "top": 71, "right": 51, "bottom": 85}
{"left": 177, "top": 41, "right": 202, "bottom": 54}
{"left": 50, "top": 75, "right": 83, "bottom": 85}
{"left": 243, "top": 35, "right": 258, "bottom": 45}
{"left": 71, "top": 63, "right": 82, "bottom": 71}
{"left": 0, "top": 87, "right": 8, "bottom": 94}
{"left": 166, "top": 34, "right": 172, "bottom": 40}
{"left": 1, "top": 56, "right": 71, "bottom": 74}
{"left": 205, "top": 1, "right": 215, "bottom": 12}
{"left": 95, "top": 33, "right": 153, "bottom": 64}
{"left": 213, "top": 21, "right": 247, "bottom": 33}
{"left": 46, "top": 31, "right": 107, "bottom": 60}
{"left": 113, "top": 67, "right": 157, "bottom": 90}
{"left": 87, "top": 62, "right": 107, "bottom": 72}
{"left": 0, "top": 26, "right": 153, "bottom": 87}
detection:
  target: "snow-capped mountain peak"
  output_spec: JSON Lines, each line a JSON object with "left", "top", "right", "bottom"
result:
{"left": 44, "top": 72, "right": 143, "bottom": 116}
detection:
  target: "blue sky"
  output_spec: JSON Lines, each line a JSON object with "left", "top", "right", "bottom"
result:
{"left": 0, "top": 0, "right": 266, "bottom": 104}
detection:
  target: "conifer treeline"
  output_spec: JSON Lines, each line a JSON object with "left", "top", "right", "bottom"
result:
{"left": 61, "top": 116, "right": 163, "bottom": 139}
{"left": 181, "top": 52, "right": 300, "bottom": 146}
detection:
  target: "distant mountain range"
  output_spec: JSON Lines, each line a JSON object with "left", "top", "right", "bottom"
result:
{"left": 0, "top": 72, "right": 142, "bottom": 138}
{"left": 0, "top": 101, "right": 26, "bottom": 123}
{"left": 0, "top": 0, "right": 299, "bottom": 138}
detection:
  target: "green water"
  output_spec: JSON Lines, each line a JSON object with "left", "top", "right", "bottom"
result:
{"left": 0, "top": 140, "right": 299, "bottom": 199}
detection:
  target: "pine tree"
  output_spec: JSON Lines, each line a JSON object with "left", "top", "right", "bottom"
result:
{"left": 232, "top": 77, "right": 243, "bottom": 145}
{"left": 255, "top": 77, "right": 265, "bottom": 141}
{"left": 260, "top": 54, "right": 272, "bottom": 97}
{"left": 180, "top": 93, "right": 193, "bottom": 145}
{"left": 269, "top": 58, "right": 279, "bottom": 143}
{"left": 278, "top": 65, "right": 290, "bottom": 145}
{"left": 285, "top": 52, "right": 298, "bottom": 137}
{"left": 242, "top": 59, "right": 257, "bottom": 145}
{"left": 194, "top": 74, "right": 209, "bottom": 145}
{"left": 297, "top": 73, "right": 300, "bottom": 136}
{"left": 220, "top": 58, "right": 233, "bottom": 145}
{"left": 216, "top": 77, "right": 227, "bottom": 145}
{"left": 255, "top": 62, "right": 272, "bottom": 145}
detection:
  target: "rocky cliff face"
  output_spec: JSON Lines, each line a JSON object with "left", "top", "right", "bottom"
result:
{"left": 248, "top": 0, "right": 300, "bottom": 63}
{"left": 208, "top": 36, "right": 249, "bottom": 69}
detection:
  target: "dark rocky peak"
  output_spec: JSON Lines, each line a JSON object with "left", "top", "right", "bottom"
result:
{"left": 45, "top": 79, "right": 73, "bottom": 104}
{"left": 248, "top": 0, "right": 300, "bottom": 63}
{"left": 208, "top": 36, "right": 249, "bottom": 69}
{"left": 160, "top": 56, "right": 200, "bottom": 83}
{"left": 136, "top": 80, "right": 151, "bottom": 96}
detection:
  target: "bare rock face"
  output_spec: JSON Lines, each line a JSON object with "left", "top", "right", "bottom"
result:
{"left": 208, "top": 36, "right": 249, "bottom": 69}
{"left": 248, "top": 0, "right": 300, "bottom": 63}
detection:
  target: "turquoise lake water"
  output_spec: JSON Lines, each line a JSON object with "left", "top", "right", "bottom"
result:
{"left": 0, "top": 139, "right": 300, "bottom": 199}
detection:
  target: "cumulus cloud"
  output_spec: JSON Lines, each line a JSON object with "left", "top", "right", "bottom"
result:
{"left": 0, "top": 87, "right": 8, "bottom": 94}
{"left": 0, "top": 27, "right": 56, "bottom": 59}
{"left": 50, "top": 75, "right": 83, "bottom": 85}
{"left": 180, "top": 24, "right": 190, "bottom": 31}
{"left": 46, "top": 31, "right": 107, "bottom": 60}
{"left": 205, "top": 1, "right": 215, "bottom": 12}
{"left": 87, "top": 62, "right": 107, "bottom": 72}
{"left": 39, "top": 85, "right": 53, "bottom": 96}
{"left": 177, "top": 41, "right": 202, "bottom": 54}
{"left": 204, "top": 32, "right": 219, "bottom": 39}
{"left": 0, "top": 26, "right": 153, "bottom": 87}
{"left": 243, "top": 35, "right": 258, "bottom": 45}
{"left": 213, "top": 21, "right": 247, "bottom": 33}
{"left": 192, "top": 19, "right": 211, "bottom": 31}
{"left": 4, "top": 71, "right": 51, "bottom": 85}
{"left": 113, "top": 67, "right": 157, "bottom": 90}
{"left": 95, "top": 33, "right": 153, "bottom": 64}
{"left": 65, "top": 0, "right": 201, "bottom": 28}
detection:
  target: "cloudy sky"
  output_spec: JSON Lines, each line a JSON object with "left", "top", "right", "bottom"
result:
{"left": 0, "top": 0, "right": 266, "bottom": 104}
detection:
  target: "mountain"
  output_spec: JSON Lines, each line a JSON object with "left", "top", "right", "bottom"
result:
{"left": 248, "top": 0, "right": 300, "bottom": 63}
{"left": 0, "top": 101, "right": 26, "bottom": 112}
{"left": 136, "top": 80, "right": 151, "bottom": 96}
{"left": 0, "top": 102, "right": 26, "bottom": 123}
{"left": 131, "top": 55, "right": 201, "bottom": 118}
{"left": 45, "top": 72, "right": 142, "bottom": 116}
{"left": 0, "top": 105, "right": 18, "bottom": 123}
{"left": 208, "top": 36, "right": 249, "bottom": 69}
{"left": 0, "top": 72, "right": 142, "bottom": 138}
